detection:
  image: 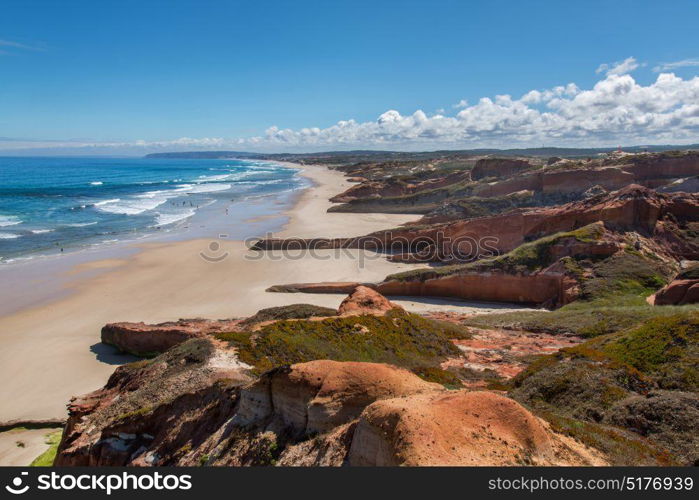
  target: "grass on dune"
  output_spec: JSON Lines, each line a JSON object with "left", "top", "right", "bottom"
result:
{"left": 30, "top": 430, "right": 63, "bottom": 467}
{"left": 216, "top": 309, "right": 471, "bottom": 387}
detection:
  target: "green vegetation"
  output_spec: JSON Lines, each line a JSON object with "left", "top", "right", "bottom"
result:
{"left": 115, "top": 406, "right": 153, "bottom": 423}
{"left": 386, "top": 222, "right": 606, "bottom": 282}
{"left": 598, "top": 315, "right": 699, "bottom": 391}
{"left": 447, "top": 191, "right": 536, "bottom": 218}
{"left": 461, "top": 243, "right": 683, "bottom": 337}
{"left": 483, "top": 223, "right": 603, "bottom": 273}
{"left": 30, "top": 430, "right": 63, "bottom": 467}
{"left": 506, "top": 312, "right": 698, "bottom": 464}
{"left": 513, "top": 313, "right": 698, "bottom": 393}
{"left": 464, "top": 300, "right": 698, "bottom": 338}
{"left": 241, "top": 303, "right": 338, "bottom": 327}
{"left": 216, "top": 309, "right": 471, "bottom": 381}
{"left": 580, "top": 252, "right": 669, "bottom": 300}
{"left": 536, "top": 411, "right": 673, "bottom": 465}
{"left": 411, "top": 366, "right": 464, "bottom": 389}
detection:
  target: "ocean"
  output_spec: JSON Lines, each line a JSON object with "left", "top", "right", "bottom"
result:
{"left": 0, "top": 156, "right": 306, "bottom": 262}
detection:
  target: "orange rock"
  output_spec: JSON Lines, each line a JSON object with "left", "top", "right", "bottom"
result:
{"left": 349, "top": 390, "right": 606, "bottom": 466}
{"left": 101, "top": 318, "right": 241, "bottom": 356}
{"left": 337, "top": 285, "right": 403, "bottom": 316}
{"left": 234, "top": 360, "right": 440, "bottom": 435}
{"left": 650, "top": 279, "right": 699, "bottom": 305}
{"left": 471, "top": 158, "right": 533, "bottom": 181}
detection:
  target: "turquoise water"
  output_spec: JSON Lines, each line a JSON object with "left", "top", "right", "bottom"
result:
{"left": 0, "top": 157, "right": 304, "bottom": 261}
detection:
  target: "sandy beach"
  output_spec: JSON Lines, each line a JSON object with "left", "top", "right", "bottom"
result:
{"left": 0, "top": 163, "right": 528, "bottom": 428}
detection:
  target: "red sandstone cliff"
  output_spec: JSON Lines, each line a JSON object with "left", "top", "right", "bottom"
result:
{"left": 254, "top": 186, "right": 699, "bottom": 264}
{"left": 55, "top": 356, "right": 605, "bottom": 466}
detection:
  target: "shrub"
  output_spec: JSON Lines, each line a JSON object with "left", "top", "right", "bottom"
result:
{"left": 216, "top": 309, "right": 470, "bottom": 374}
{"left": 241, "top": 304, "right": 337, "bottom": 327}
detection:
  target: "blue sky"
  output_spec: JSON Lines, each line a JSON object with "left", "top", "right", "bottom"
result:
{"left": 1, "top": 0, "right": 699, "bottom": 154}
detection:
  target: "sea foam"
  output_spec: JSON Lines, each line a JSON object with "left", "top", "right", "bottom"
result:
{"left": 0, "top": 215, "right": 21, "bottom": 227}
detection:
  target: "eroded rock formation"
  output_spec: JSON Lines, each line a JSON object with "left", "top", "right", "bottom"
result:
{"left": 350, "top": 390, "right": 603, "bottom": 466}
{"left": 101, "top": 318, "right": 242, "bottom": 357}
{"left": 649, "top": 279, "right": 699, "bottom": 305}
{"left": 470, "top": 158, "right": 533, "bottom": 181}
{"left": 254, "top": 186, "right": 699, "bottom": 263}
{"left": 55, "top": 356, "right": 605, "bottom": 466}
{"left": 337, "top": 285, "right": 403, "bottom": 316}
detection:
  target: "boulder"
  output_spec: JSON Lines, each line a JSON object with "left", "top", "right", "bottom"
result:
{"left": 349, "top": 390, "right": 605, "bottom": 466}
{"left": 337, "top": 286, "right": 403, "bottom": 316}
{"left": 650, "top": 279, "right": 699, "bottom": 305}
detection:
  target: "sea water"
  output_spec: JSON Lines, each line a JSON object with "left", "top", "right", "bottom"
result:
{"left": 0, "top": 156, "right": 306, "bottom": 262}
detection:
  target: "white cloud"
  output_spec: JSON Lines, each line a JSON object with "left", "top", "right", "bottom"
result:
{"left": 0, "top": 38, "right": 45, "bottom": 55}
{"left": 653, "top": 58, "right": 699, "bottom": 72}
{"left": 3, "top": 57, "right": 699, "bottom": 154}
{"left": 229, "top": 70, "right": 698, "bottom": 150}
{"left": 596, "top": 57, "right": 641, "bottom": 76}
{"left": 453, "top": 99, "right": 469, "bottom": 109}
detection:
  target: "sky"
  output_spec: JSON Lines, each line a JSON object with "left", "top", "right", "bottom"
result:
{"left": 1, "top": 0, "right": 699, "bottom": 155}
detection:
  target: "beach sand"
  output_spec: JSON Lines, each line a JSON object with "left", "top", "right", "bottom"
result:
{"left": 0, "top": 163, "right": 531, "bottom": 427}
{"left": 0, "top": 427, "right": 56, "bottom": 466}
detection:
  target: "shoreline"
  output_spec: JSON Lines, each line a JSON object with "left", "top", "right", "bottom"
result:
{"left": 0, "top": 160, "right": 304, "bottom": 318}
{"left": 0, "top": 162, "right": 530, "bottom": 426}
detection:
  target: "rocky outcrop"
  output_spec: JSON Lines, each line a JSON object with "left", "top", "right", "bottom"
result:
{"left": 101, "top": 318, "right": 242, "bottom": 357}
{"left": 649, "top": 279, "right": 699, "bottom": 305}
{"left": 254, "top": 186, "right": 699, "bottom": 262}
{"left": 266, "top": 225, "right": 628, "bottom": 308}
{"left": 337, "top": 285, "right": 402, "bottom": 316}
{"left": 659, "top": 176, "right": 699, "bottom": 193}
{"left": 329, "top": 170, "right": 471, "bottom": 203}
{"left": 378, "top": 272, "right": 571, "bottom": 306}
{"left": 99, "top": 289, "right": 403, "bottom": 362}
{"left": 55, "top": 356, "right": 605, "bottom": 466}
{"left": 470, "top": 158, "right": 533, "bottom": 181}
{"left": 325, "top": 151, "right": 699, "bottom": 216}
{"left": 349, "top": 390, "right": 605, "bottom": 466}
{"left": 266, "top": 274, "right": 575, "bottom": 307}
{"left": 444, "top": 326, "right": 583, "bottom": 383}
{"left": 473, "top": 153, "right": 699, "bottom": 199}
{"left": 232, "top": 361, "right": 440, "bottom": 435}
{"left": 392, "top": 186, "right": 698, "bottom": 261}
{"left": 55, "top": 339, "right": 252, "bottom": 466}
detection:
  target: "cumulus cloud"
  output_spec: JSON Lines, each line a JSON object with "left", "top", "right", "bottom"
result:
{"left": 231, "top": 70, "right": 698, "bottom": 150}
{"left": 653, "top": 58, "right": 699, "bottom": 72}
{"left": 596, "top": 57, "right": 641, "bottom": 76}
{"left": 3, "top": 57, "right": 699, "bottom": 154}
